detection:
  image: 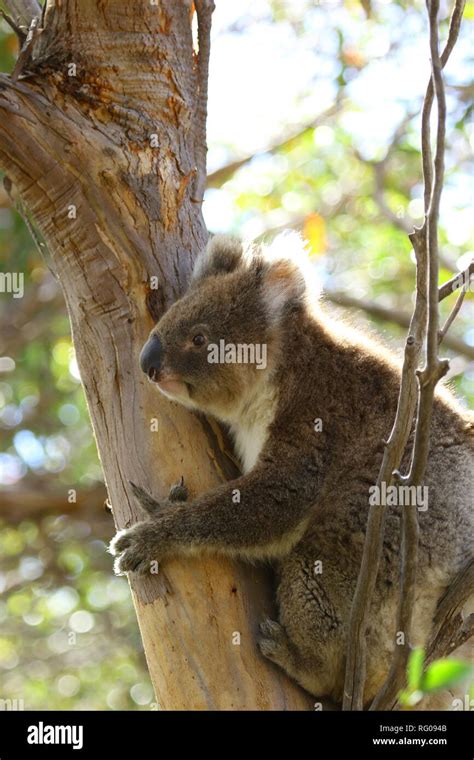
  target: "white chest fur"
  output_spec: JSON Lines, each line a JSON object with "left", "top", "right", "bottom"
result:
{"left": 230, "top": 383, "right": 278, "bottom": 473}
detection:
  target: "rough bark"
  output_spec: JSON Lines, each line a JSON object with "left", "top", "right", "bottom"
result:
{"left": 0, "top": 0, "right": 311, "bottom": 709}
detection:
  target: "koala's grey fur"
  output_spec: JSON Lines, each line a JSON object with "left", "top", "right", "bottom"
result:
{"left": 111, "top": 233, "right": 473, "bottom": 707}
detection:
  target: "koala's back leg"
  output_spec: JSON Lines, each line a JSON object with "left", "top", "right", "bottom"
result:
{"left": 261, "top": 536, "right": 440, "bottom": 704}
{"left": 259, "top": 540, "right": 357, "bottom": 700}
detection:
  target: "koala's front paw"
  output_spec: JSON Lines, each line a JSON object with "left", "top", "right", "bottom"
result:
{"left": 109, "top": 521, "right": 163, "bottom": 576}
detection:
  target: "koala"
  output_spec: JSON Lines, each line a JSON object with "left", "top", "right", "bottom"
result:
{"left": 110, "top": 233, "right": 473, "bottom": 706}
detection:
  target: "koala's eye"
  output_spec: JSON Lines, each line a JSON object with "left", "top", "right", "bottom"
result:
{"left": 192, "top": 334, "right": 206, "bottom": 348}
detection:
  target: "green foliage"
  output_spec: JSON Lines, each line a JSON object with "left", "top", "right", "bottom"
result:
{"left": 406, "top": 646, "right": 425, "bottom": 692}
{"left": 399, "top": 648, "right": 474, "bottom": 708}
{"left": 0, "top": 1, "right": 472, "bottom": 710}
{"left": 0, "top": 515, "right": 153, "bottom": 710}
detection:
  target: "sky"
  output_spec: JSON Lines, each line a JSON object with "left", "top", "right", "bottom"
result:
{"left": 202, "top": 0, "right": 473, "bottom": 250}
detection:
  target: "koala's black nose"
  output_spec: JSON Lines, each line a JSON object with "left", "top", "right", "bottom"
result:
{"left": 139, "top": 334, "right": 163, "bottom": 378}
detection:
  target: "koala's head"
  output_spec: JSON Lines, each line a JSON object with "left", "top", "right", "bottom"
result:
{"left": 139, "top": 232, "right": 313, "bottom": 420}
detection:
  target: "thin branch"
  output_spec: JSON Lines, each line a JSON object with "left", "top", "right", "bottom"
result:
{"left": 368, "top": 112, "right": 417, "bottom": 236}
{"left": 356, "top": 114, "right": 465, "bottom": 267}
{"left": 405, "top": 0, "right": 448, "bottom": 483}
{"left": 426, "top": 558, "right": 474, "bottom": 664}
{"left": 343, "top": 0, "right": 465, "bottom": 711}
{"left": 192, "top": 0, "right": 215, "bottom": 203}
{"left": 439, "top": 285, "right": 467, "bottom": 343}
{"left": 11, "top": 13, "right": 41, "bottom": 81}
{"left": 421, "top": 0, "right": 466, "bottom": 210}
{"left": 342, "top": 235, "right": 427, "bottom": 711}
{"left": 206, "top": 100, "right": 342, "bottom": 188}
{"left": 2, "top": 0, "right": 40, "bottom": 29}
{"left": 326, "top": 290, "right": 474, "bottom": 360}
{"left": 370, "top": 0, "right": 452, "bottom": 711}
{"left": 359, "top": 154, "right": 466, "bottom": 268}
{"left": 0, "top": 9, "right": 26, "bottom": 42}
{"left": 372, "top": 159, "right": 413, "bottom": 236}
{"left": 0, "top": 482, "right": 109, "bottom": 523}
{"left": 438, "top": 260, "right": 474, "bottom": 300}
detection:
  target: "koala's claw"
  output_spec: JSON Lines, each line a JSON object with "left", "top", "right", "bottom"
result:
{"left": 109, "top": 522, "right": 161, "bottom": 576}
{"left": 111, "top": 530, "right": 134, "bottom": 554}
{"left": 113, "top": 549, "right": 154, "bottom": 576}
{"left": 168, "top": 476, "right": 189, "bottom": 503}
{"left": 129, "top": 481, "right": 162, "bottom": 515}
{"left": 259, "top": 617, "right": 282, "bottom": 637}
{"left": 258, "top": 618, "right": 291, "bottom": 666}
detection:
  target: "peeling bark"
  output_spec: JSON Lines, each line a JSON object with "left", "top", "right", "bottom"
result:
{"left": 0, "top": 0, "right": 311, "bottom": 709}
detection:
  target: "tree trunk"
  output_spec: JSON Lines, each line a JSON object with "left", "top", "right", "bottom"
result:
{"left": 0, "top": 0, "right": 311, "bottom": 709}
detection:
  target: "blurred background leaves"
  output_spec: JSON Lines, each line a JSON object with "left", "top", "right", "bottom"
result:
{"left": 0, "top": 0, "right": 472, "bottom": 709}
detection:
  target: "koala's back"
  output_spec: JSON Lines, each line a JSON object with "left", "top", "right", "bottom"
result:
{"left": 270, "top": 309, "right": 473, "bottom": 702}
{"left": 274, "top": 306, "right": 473, "bottom": 573}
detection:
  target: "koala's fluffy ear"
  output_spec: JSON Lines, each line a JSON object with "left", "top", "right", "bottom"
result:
{"left": 260, "top": 232, "right": 312, "bottom": 323}
{"left": 192, "top": 235, "right": 244, "bottom": 282}
{"left": 262, "top": 259, "right": 306, "bottom": 323}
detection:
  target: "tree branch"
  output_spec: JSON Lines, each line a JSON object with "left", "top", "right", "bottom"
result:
{"left": 365, "top": 113, "right": 416, "bottom": 236}
{"left": 0, "top": 9, "right": 26, "bottom": 42}
{"left": 192, "top": 0, "right": 215, "bottom": 202}
{"left": 421, "top": 0, "right": 466, "bottom": 210}
{"left": 343, "top": 0, "right": 466, "bottom": 711}
{"left": 342, "top": 244, "right": 427, "bottom": 710}
{"left": 426, "top": 558, "right": 474, "bottom": 664}
{"left": 326, "top": 290, "right": 474, "bottom": 360}
{"left": 0, "top": 482, "right": 109, "bottom": 523}
{"left": 438, "top": 260, "right": 474, "bottom": 301}
{"left": 439, "top": 284, "right": 467, "bottom": 344}
{"left": 2, "top": 0, "right": 40, "bottom": 29}
{"left": 0, "top": 0, "right": 312, "bottom": 709}
{"left": 206, "top": 100, "right": 342, "bottom": 188}
{"left": 370, "top": 0, "right": 453, "bottom": 711}
{"left": 372, "top": 160, "right": 413, "bottom": 236}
